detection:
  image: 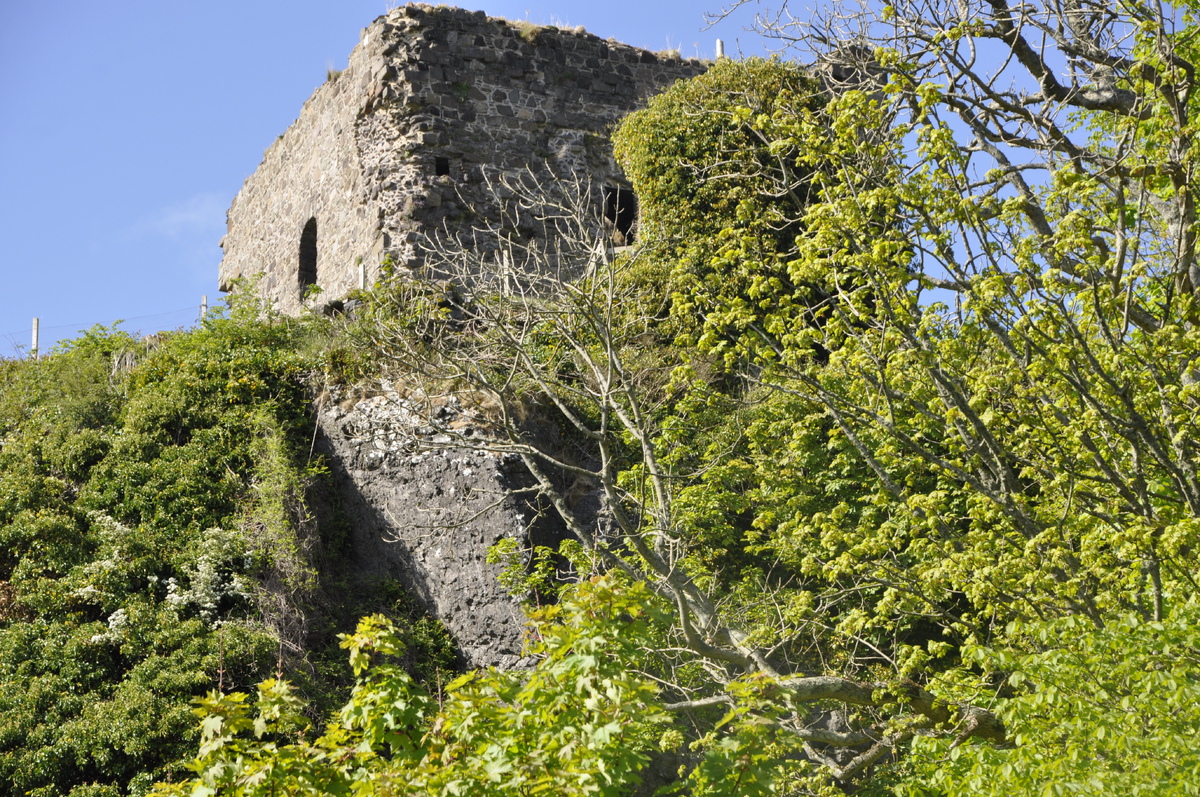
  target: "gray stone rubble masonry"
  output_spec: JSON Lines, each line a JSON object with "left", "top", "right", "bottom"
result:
{"left": 315, "top": 381, "right": 559, "bottom": 669}
{"left": 220, "top": 3, "right": 707, "bottom": 315}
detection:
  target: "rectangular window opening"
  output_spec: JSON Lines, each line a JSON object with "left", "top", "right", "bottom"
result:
{"left": 603, "top": 185, "right": 638, "bottom": 246}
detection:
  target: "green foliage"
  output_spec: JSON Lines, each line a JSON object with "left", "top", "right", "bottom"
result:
{"left": 153, "top": 576, "right": 673, "bottom": 797}
{"left": 615, "top": 58, "right": 821, "bottom": 263}
{"left": 652, "top": 29, "right": 1200, "bottom": 797}
{"left": 574, "top": 16, "right": 1200, "bottom": 792}
{"left": 486, "top": 538, "right": 561, "bottom": 605}
{"left": 615, "top": 58, "right": 833, "bottom": 361}
{"left": 901, "top": 602, "right": 1200, "bottom": 796}
{"left": 0, "top": 302, "right": 450, "bottom": 796}
{"left": 0, "top": 314, "right": 309, "bottom": 794}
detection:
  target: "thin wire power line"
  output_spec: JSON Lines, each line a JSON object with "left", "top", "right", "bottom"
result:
{"left": 1, "top": 305, "right": 208, "bottom": 359}
{"left": 0, "top": 305, "right": 199, "bottom": 342}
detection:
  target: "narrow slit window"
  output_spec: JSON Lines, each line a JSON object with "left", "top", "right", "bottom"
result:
{"left": 299, "top": 217, "right": 318, "bottom": 293}
{"left": 602, "top": 185, "right": 638, "bottom": 246}
{"left": 434, "top": 156, "right": 451, "bottom": 176}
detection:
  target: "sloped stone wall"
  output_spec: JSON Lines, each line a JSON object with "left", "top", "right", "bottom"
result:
{"left": 315, "top": 384, "right": 559, "bottom": 669}
{"left": 220, "top": 4, "right": 706, "bottom": 316}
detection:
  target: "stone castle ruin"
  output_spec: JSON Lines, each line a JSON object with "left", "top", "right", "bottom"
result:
{"left": 219, "top": 3, "right": 707, "bottom": 314}
{"left": 215, "top": 4, "right": 710, "bottom": 667}
{"left": 216, "top": 5, "right": 888, "bottom": 670}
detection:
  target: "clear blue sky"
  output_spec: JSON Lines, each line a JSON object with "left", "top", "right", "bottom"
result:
{"left": 0, "top": 1, "right": 775, "bottom": 355}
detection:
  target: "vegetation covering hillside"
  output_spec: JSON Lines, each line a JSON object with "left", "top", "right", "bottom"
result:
{"left": 0, "top": 307, "right": 455, "bottom": 797}
{"left": 7, "top": 0, "right": 1200, "bottom": 794}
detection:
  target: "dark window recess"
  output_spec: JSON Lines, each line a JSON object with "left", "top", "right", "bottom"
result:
{"left": 603, "top": 185, "right": 638, "bottom": 246}
{"left": 434, "top": 156, "right": 451, "bottom": 176}
{"left": 299, "top": 217, "right": 318, "bottom": 292}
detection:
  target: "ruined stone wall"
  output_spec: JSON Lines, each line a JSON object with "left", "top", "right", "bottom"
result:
{"left": 219, "top": 4, "right": 707, "bottom": 315}
{"left": 316, "top": 382, "right": 566, "bottom": 669}
{"left": 218, "top": 26, "right": 387, "bottom": 315}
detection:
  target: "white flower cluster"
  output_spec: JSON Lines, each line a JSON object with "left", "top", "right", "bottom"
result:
{"left": 164, "top": 528, "right": 254, "bottom": 624}
{"left": 89, "top": 607, "right": 129, "bottom": 644}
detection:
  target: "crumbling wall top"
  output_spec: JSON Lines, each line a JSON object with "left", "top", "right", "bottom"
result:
{"left": 219, "top": 4, "right": 708, "bottom": 315}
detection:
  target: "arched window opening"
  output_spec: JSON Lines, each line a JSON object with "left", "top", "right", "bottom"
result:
{"left": 298, "top": 217, "right": 318, "bottom": 294}
{"left": 602, "top": 185, "right": 638, "bottom": 246}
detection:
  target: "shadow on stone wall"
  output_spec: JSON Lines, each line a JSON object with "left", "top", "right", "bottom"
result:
{"left": 313, "top": 390, "right": 573, "bottom": 669}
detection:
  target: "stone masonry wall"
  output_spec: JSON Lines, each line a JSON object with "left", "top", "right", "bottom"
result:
{"left": 316, "top": 382, "right": 564, "bottom": 669}
{"left": 219, "top": 4, "right": 707, "bottom": 315}
{"left": 218, "top": 39, "right": 378, "bottom": 312}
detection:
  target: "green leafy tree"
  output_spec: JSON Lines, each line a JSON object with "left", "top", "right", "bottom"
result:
{"left": 0, "top": 322, "right": 279, "bottom": 795}
{"left": 900, "top": 602, "right": 1200, "bottom": 796}
{"left": 152, "top": 576, "right": 676, "bottom": 797}
{"left": 692, "top": 0, "right": 1200, "bottom": 790}
{"left": 615, "top": 59, "right": 826, "bottom": 340}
